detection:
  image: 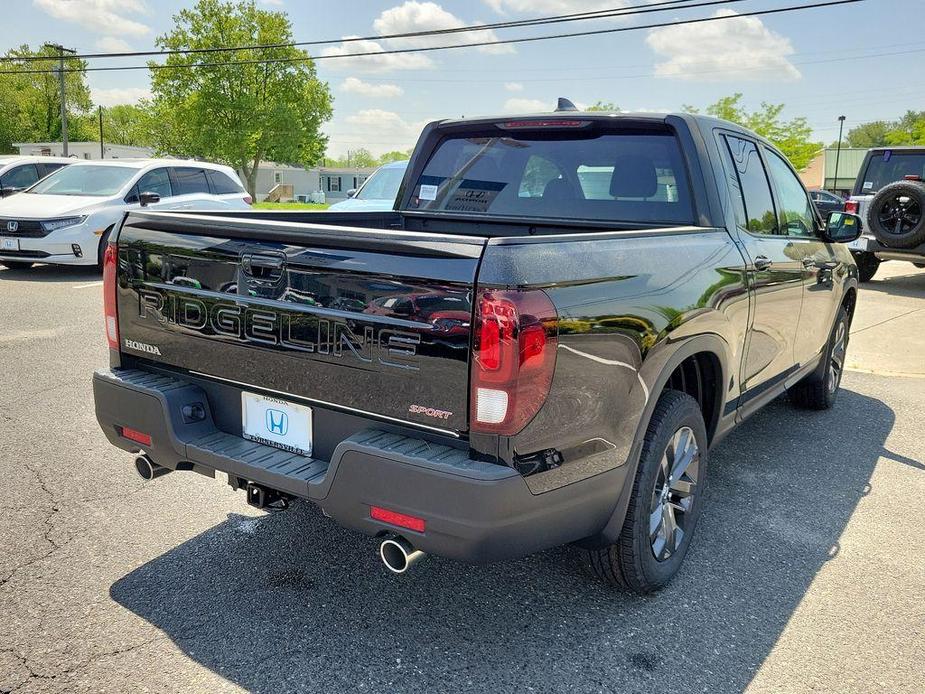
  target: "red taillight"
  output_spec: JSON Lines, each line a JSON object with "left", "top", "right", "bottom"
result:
{"left": 844, "top": 200, "right": 859, "bottom": 214}
{"left": 243, "top": 194, "right": 253, "bottom": 205}
{"left": 501, "top": 120, "right": 590, "bottom": 129}
{"left": 470, "top": 289, "right": 557, "bottom": 435}
{"left": 120, "top": 426, "right": 152, "bottom": 447}
{"left": 370, "top": 506, "right": 426, "bottom": 533}
{"left": 102, "top": 242, "right": 119, "bottom": 350}
{"left": 903, "top": 174, "right": 922, "bottom": 181}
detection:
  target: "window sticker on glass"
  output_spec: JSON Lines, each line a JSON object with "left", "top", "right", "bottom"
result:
{"left": 863, "top": 181, "right": 873, "bottom": 190}
{"left": 445, "top": 180, "right": 505, "bottom": 212}
{"left": 419, "top": 184, "right": 438, "bottom": 200}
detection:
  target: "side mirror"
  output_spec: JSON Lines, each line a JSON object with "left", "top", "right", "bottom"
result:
{"left": 823, "top": 211, "right": 863, "bottom": 243}
{"left": 346, "top": 189, "right": 357, "bottom": 198}
{"left": 138, "top": 191, "right": 161, "bottom": 207}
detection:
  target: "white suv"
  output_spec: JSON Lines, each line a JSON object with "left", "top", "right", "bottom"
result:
{"left": 0, "top": 159, "right": 251, "bottom": 270}
{"left": 0, "top": 156, "right": 74, "bottom": 197}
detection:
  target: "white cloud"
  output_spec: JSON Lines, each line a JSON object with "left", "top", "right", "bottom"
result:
{"left": 502, "top": 98, "right": 550, "bottom": 113}
{"left": 320, "top": 37, "right": 435, "bottom": 73}
{"left": 322, "top": 2, "right": 515, "bottom": 72}
{"left": 374, "top": 1, "right": 513, "bottom": 55}
{"left": 95, "top": 36, "right": 132, "bottom": 52}
{"left": 261, "top": 0, "right": 284, "bottom": 5}
{"left": 33, "top": 0, "right": 151, "bottom": 37}
{"left": 340, "top": 77, "right": 404, "bottom": 98}
{"left": 326, "top": 109, "right": 432, "bottom": 158}
{"left": 92, "top": 86, "right": 152, "bottom": 107}
{"left": 646, "top": 10, "right": 800, "bottom": 81}
{"left": 504, "top": 82, "right": 523, "bottom": 92}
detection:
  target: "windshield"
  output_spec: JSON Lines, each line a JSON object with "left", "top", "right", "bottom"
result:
{"left": 858, "top": 151, "right": 925, "bottom": 194}
{"left": 357, "top": 164, "right": 406, "bottom": 200}
{"left": 410, "top": 129, "right": 693, "bottom": 225}
{"left": 29, "top": 165, "right": 137, "bottom": 196}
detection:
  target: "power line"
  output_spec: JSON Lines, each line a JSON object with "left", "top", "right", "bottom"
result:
{"left": 0, "top": 0, "right": 730, "bottom": 63}
{"left": 0, "top": 0, "right": 866, "bottom": 76}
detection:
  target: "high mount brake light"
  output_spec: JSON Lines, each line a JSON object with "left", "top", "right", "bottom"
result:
{"left": 103, "top": 242, "right": 119, "bottom": 350}
{"left": 470, "top": 289, "right": 558, "bottom": 435}
{"left": 500, "top": 120, "right": 591, "bottom": 129}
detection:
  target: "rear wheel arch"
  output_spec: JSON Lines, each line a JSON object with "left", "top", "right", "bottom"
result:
{"left": 591, "top": 335, "right": 731, "bottom": 546}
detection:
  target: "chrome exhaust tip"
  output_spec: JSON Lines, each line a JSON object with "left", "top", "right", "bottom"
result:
{"left": 379, "top": 537, "right": 424, "bottom": 574}
{"left": 134, "top": 454, "right": 170, "bottom": 481}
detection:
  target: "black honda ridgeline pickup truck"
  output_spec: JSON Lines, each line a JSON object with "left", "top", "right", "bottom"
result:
{"left": 93, "top": 108, "right": 862, "bottom": 593}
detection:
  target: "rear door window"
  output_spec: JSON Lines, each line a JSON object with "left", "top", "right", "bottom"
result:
{"left": 411, "top": 128, "right": 694, "bottom": 225}
{"left": 206, "top": 169, "right": 244, "bottom": 194}
{"left": 722, "top": 135, "right": 778, "bottom": 235}
{"left": 172, "top": 167, "right": 210, "bottom": 196}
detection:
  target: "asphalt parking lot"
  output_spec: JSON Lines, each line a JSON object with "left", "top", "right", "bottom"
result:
{"left": 1, "top": 261, "right": 923, "bottom": 694}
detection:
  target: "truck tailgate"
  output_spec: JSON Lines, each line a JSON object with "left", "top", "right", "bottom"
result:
{"left": 114, "top": 212, "right": 485, "bottom": 433}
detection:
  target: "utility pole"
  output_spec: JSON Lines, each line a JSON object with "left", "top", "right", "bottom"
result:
{"left": 98, "top": 106, "right": 104, "bottom": 158}
{"left": 834, "top": 115, "right": 846, "bottom": 194}
{"left": 43, "top": 43, "right": 76, "bottom": 157}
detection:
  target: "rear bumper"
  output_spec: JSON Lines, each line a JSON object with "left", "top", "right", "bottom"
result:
{"left": 93, "top": 368, "right": 622, "bottom": 563}
{"left": 852, "top": 236, "right": 925, "bottom": 263}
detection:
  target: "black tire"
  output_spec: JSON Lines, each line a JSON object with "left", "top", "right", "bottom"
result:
{"left": 866, "top": 181, "right": 925, "bottom": 249}
{"left": 852, "top": 251, "right": 880, "bottom": 282}
{"left": 96, "top": 227, "right": 113, "bottom": 269}
{"left": 0, "top": 260, "right": 33, "bottom": 270}
{"left": 790, "top": 306, "right": 850, "bottom": 410}
{"left": 584, "top": 390, "right": 708, "bottom": 594}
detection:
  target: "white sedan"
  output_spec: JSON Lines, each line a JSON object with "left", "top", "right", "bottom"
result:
{"left": 0, "top": 159, "right": 251, "bottom": 270}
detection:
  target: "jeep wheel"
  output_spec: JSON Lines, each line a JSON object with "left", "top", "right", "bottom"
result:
{"left": 584, "top": 390, "right": 707, "bottom": 594}
{"left": 790, "top": 306, "right": 849, "bottom": 410}
{"left": 866, "top": 181, "right": 925, "bottom": 249}
{"left": 0, "top": 260, "right": 33, "bottom": 270}
{"left": 852, "top": 251, "right": 880, "bottom": 282}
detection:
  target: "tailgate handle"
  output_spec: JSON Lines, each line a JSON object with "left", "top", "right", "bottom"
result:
{"left": 242, "top": 251, "right": 285, "bottom": 282}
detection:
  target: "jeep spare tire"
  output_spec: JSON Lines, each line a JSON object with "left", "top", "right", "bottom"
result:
{"left": 866, "top": 180, "right": 925, "bottom": 249}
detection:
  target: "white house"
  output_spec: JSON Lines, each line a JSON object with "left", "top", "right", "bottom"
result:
{"left": 250, "top": 164, "right": 377, "bottom": 203}
{"left": 14, "top": 141, "right": 155, "bottom": 160}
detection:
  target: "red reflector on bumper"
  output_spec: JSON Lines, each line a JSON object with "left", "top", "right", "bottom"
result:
{"left": 121, "top": 426, "right": 152, "bottom": 447}
{"left": 370, "top": 506, "right": 426, "bottom": 533}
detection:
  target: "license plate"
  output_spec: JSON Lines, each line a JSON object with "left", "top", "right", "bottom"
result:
{"left": 1, "top": 237, "right": 19, "bottom": 251}
{"left": 847, "top": 237, "right": 869, "bottom": 251}
{"left": 241, "top": 393, "right": 313, "bottom": 457}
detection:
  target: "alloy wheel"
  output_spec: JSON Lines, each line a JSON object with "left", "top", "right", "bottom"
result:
{"left": 877, "top": 194, "right": 922, "bottom": 236}
{"left": 649, "top": 426, "right": 700, "bottom": 561}
{"left": 828, "top": 319, "right": 847, "bottom": 394}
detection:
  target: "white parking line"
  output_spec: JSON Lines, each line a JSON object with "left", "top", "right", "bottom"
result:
{"left": 72, "top": 281, "right": 103, "bottom": 289}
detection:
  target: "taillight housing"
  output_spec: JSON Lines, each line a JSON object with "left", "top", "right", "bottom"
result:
{"left": 243, "top": 194, "right": 253, "bottom": 205}
{"left": 844, "top": 200, "right": 859, "bottom": 214}
{"left": 103, "top": 242, "right": 119, "bottom": 350}
{"left": 470, "top": 289, "right": 557, "bottom": 435}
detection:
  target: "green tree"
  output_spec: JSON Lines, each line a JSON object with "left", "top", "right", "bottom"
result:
{"left": 0, "top": 44, "right": 93, "bottom": 152}
{"left": 377, "top": 149, "right": 413, "bottom": 164}
{"left": 101, "top": 103, "right": 154, "bottom": 147}
{"left": 845, "top": 120, "right": 892, "bottom": 148}
{"left": 148, "top": 0, "right": 333, "bottom": 197}
{"left": 587, "top": 101, "right": 620, "bottom": 112}
{"left": 695, "top": 93, "right": 821, "bottom": 170}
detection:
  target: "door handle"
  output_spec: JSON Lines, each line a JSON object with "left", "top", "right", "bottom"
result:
{"left": 753, "top": 255, "right": 773, "bottom": 271}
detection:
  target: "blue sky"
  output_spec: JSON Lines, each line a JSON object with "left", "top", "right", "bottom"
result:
{"left": 3, "top": 0, "right": 924, "bottom": 158}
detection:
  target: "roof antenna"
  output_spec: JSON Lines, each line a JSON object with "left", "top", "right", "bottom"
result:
{"left": 555, "top": 97, "right": 579, "bottom": 112}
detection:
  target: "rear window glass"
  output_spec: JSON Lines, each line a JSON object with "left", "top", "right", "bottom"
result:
{"left": 410, "top": 129, "right": 693, "bottom": 225}
{"left": 859, "top": 151, "right": 925, "bottom": 194}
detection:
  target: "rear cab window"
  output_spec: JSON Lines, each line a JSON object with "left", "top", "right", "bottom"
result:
{"left": 409, "top": 122, "right": 694, "bottom": 226}
{"left": 857, "top": 150, "right": 925, "bottom": 195}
